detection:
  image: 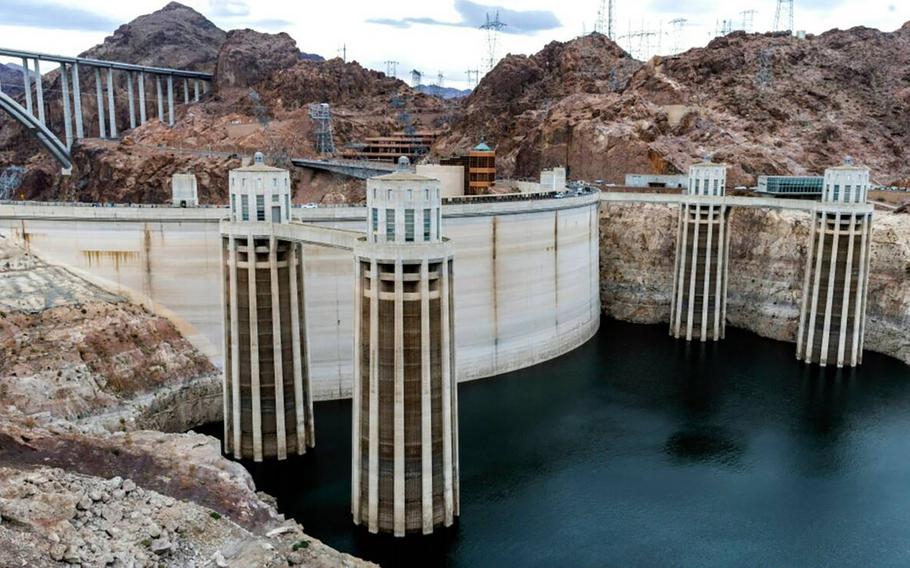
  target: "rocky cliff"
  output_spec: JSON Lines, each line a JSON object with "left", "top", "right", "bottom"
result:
{"left": 600, "top": 204, "right": 910, "bottom": 365}
{"left": 438, "top": 26, "right": 910, "bottom": 186}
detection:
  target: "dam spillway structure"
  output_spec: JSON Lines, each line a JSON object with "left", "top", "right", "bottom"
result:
{"left": 351, "top": 157, "right": 459, "bottom": 536}
{"left": 220, "top": 152, "right": 314, "bottom": 461}
{"left": 796, "top": 161, "right": 873, "bottom": 367}
{"left": 670, "top": 161, "right": 731, "bottom": 341}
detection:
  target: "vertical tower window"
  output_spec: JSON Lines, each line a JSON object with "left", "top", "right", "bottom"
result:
{"left": 231, "top": 194, "right": 236, "bottom": 216}
{"left": 241, "top": 194, "right": 249, "bottom": 221}
{"left": 386, "top": 208, "right": 395, "bottom": 241}
{"left": 424, "top": 208, "right": 431, "bottom": 241}
{"left": 371, "top": 208, "right": 378, "bottom": 236}
{"left": 405, "top": 209, "right": 415, "bottom": 242}
{"left": 713, "top": 179, "right": 719, "bottom": 195}
{"left": 256, "top": 195, "right": 265, "bottom": 221}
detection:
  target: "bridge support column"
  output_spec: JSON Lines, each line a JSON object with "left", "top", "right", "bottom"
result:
{"left": 167, "top": 75, "right": 175, "bottom": 126}
{"left": 106, "top": 67, "right": 117, "bottom": 138}
{"left": 59, "top": 63, "right": 73, "bottom": 150}
{"left": 71, "top": 64, "right": 83, "bottom": 140}
{"left": 203, "top": 80, "right": 209, "bottom": 94}
{"left": 127, "top": 72, "right": 136, "bottom": 130}
{"left": 156, "top": 75, "right": 164, "bottom": 121}
{"left": 183, "top": 78, "right": 189, "bottom": 104}
{"left": 796, "top": 210, "right": 871, "bottom": 367}
{"left": 33, "top": 59, "right": 44, "bottom": 125}
{"left": 20, "top": 58, "right": 32, "bottom": 116}
{"left": 94, "top": 68, "right": 106, "bottom": 138}
{"left": 193, "top": 79, "right": 200, "bottom": 102}
{"left": 138, "top": 72, "right": 147, "bottom": 125}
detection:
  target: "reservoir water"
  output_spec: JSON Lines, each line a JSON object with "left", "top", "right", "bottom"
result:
{"left": 200, "top": 318, "right": 910, "bottom": 566}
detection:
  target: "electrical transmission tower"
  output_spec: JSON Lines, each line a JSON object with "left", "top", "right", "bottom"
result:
{"left": 669, "top": 18, "right": 688, "bottom": 55}
{"left": 384, "top": 60, "right": 399, "bottom": 78}
{"left": 308, "top": 103, "right": 335, "bottom": 154}
{"left": 741, "top": 10, "right": 757, "bottom": 33}
{"left": 480, "top": 11, "right": 507, "bottom": 72}
{"left": 410, "top": 69, "right": 422, "bottom": 87}
{"left": 595, "top": 0, "right": 616, "bottom": 39}
{"left": 620, "top": 23, "right": 657, "bottom": 61}
{"left": 773, "top": 0, "right": 794, "bottom": 33}
{"left": 465, "top": 69, "right": 480, "bottom": 88}
{"left": 437, "top": 72, "right": 445, "bottom": 88}
{"left": 716, "top": 19, "right": 734, "bottom": 37}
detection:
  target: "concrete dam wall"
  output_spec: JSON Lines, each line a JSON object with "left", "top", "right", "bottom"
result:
{"left": 0, "top": 193, "right": 600, "bottom": 400}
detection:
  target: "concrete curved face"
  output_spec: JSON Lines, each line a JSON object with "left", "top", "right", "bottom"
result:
{"left": 0, "top": 194, "right": 601, "bottom": 400}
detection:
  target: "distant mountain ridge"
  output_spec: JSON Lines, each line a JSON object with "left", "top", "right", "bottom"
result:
{"left": 416, "top": 84, "right": 472, "bottom": 99}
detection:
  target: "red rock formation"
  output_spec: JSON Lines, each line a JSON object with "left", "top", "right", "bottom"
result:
{"left": 81, "top": 1, "right": 226, "bottom": 72}
{"left": 214, "top": 29, "right": 299, "bottom": 92}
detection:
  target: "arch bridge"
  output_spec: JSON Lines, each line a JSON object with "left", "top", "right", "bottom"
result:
{"left": 0, "top": 47, "right": 213, "bottom": 169}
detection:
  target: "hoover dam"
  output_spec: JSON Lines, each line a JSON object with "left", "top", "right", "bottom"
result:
{"left": 0, "top": 191, "right": 601, "bottom": 401}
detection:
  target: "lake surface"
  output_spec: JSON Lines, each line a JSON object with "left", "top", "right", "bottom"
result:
{"left": 200, "top": 318, "right": 910, "bottom": 567}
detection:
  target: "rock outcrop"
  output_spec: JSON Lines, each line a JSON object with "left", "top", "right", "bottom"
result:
{"left": 214, "top": 29, "right": 300, "bottom": 92}
{"left": 600, "top": 204, "right": 910, "bottom": 365}
{"left": 0, "top": 236, "right": 217, "bottom": 423}
{"left": 80, "top": 1, "right": 226, "bottom": 72}
{"left": 438, "top": 26, "right": 910, "bottom": 186}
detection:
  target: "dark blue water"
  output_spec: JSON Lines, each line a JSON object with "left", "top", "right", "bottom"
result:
{"left": 201, "top": 318, "right": 910, "bottom": 567}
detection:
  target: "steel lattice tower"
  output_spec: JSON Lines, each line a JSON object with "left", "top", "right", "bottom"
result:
{"left": 480, "top": 11, "right": 506, "bottom": 72}
{"left": 773, "top": 0, "right": 794, "bottom": 33}
{"left": 308, "top": 103, "right": 335, "bottom": 154}
{"left": 595, "top": 0, "right": 615, "bottom": 39}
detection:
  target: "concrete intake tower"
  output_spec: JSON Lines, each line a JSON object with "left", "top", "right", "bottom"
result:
{"left": 351, "top": 158, "right": 459, "bottom": 536}
{"left": 670, "top": 161, "right": 731, "bottom": 341}
{"left": 220, "top": 152, "right": 314, "bottom": 461}
{"left": 796, "top": 162, "right": 873, "bottom": 367}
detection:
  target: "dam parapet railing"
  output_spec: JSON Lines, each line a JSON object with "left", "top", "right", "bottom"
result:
{"left": 599, "top": 191, "right": 874, "bottom": 214}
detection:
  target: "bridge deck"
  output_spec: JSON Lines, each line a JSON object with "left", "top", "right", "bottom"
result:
{"left": 0, "top": 47, "right": 213, "bottom": 79}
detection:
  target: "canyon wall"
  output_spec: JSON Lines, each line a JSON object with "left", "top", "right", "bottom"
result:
{"left": 600, "top": 203, "right": 910, "bottom": 365}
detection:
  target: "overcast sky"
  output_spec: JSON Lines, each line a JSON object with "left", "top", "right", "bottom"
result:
{"left": 0, "top": 0, "right": 908, "bottom": 89}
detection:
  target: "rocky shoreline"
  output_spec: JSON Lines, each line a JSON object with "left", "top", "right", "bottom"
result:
{"left": 600, "top": 203, "right": 910, "bottom": 365}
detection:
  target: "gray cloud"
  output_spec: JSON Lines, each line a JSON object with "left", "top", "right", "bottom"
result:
{"left": 367, "top": 0, "right": 560, "bottom": 35}
{"left": 0, "top": 0, "right": 116, "bottom": 31}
